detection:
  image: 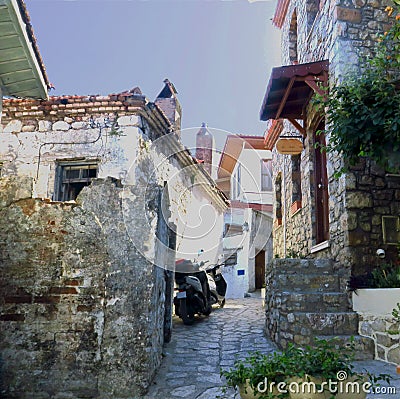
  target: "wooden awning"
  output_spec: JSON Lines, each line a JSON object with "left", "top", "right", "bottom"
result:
{"left": 260, "top": 60, "right": 329, "bottom": 123}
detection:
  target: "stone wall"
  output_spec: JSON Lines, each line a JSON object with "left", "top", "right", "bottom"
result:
{"left": 272, "top": 0, "right": 399, "bottom": 275}
{"left": 353, "top": 289, "right": 400, "bottom": 364}
{"left": 0, "top": 94, "right": 227, "bottom": 264}
{"left": 358, "top": 315, "right": 400, "bottom": 364}
{"left": 0, "top": 175, "right": 168, "bottom": 398}
{"left": 265, "top": 258, "right": 374, "bottom": 358}
{"left": 0, "top": 91, "right": 227, "bottom": 396}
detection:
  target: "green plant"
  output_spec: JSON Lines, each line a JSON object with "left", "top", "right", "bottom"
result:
{"left": 392, "top": 302, "right": 400, "bottom": 322}
{"left": 371, "top": 263, "right": 400, "bottom": 288}
{"left": 221, "top": 346, "right": 301, "bottom": 398}
{"left": 386, "top": 303, "right": 400, "bottom": 335}
{"left": 220, "top": 338, "right": 390, "bottom": 398}
{"left": 286, "top": 249, "right": 305, "bottom": 259}
{"left": 314, "top": 4, "right": 400, "bottom": 177}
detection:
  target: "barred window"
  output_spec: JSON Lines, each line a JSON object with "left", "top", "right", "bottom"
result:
{"left": 54, "top": 162, "right": 98, "bottom": 201}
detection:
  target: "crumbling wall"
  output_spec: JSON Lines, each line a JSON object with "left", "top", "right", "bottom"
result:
{"left": 0, "top": 176, "right": 167, "bottom": 399}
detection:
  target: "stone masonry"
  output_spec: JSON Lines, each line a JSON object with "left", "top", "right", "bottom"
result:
{"left": 265, "top": 258, "right": 374, "bottom": 359}
{"left": 0, "top": 85, "right": 227, "bottom": 397}
{"left": 272, "top": 0, "right": 400, "bottom": 271}
{"left": 264, "top": 0, "right": 400, "bottom": 353}
{"left": 0, "top": 175, "right": 168, "bottom": 398}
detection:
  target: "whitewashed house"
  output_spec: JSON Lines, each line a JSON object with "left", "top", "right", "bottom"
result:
{"left": 216, "top": 135, "right": 273, "bottom": 298}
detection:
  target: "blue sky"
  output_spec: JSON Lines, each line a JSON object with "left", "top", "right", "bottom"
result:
{"left": 26, "top": 0, "right": 281, "bottom": 150}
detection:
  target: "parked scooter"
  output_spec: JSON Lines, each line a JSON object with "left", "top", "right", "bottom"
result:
{"left": 205, "top": 264, "right": 227, "bottom": 308}
{"left": 174, "top": 258, "right": 213, "bottom": 325}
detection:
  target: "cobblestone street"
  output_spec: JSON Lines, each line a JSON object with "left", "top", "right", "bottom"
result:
{"left": 145, "top": 297, "right": 274, "bottom": 399}
{"left": 145, "top": 296, "right": 400, "bottom": 399}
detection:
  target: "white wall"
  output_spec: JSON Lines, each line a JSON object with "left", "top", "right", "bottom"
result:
{"left": 231, "top": 148, "right": 273, "bottom": 204}
{"left": 0, "top": 115, "right": 226, "bottom": 268}
{"left": 222, "top": 207, "right": 252, "bottom": 298}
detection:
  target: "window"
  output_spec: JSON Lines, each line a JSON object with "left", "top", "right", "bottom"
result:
{"left": 224, "top": 252, "right": 238, "bottom": 266}
{"left": 224, "top": 223, "right": 243, "bottom": 237}
{"left": 306, "top": 0, "right": 321, "bottom": 32}
{"left": 54, "top": 161, "right": 98, "bottom": 201}
{"left": 261, "top": 160, "right": 273, "bottom": 191}
{"left": 291, "top": 154, "right": 302, "bottom": 211}
{"left": 382, "top": 216, "right": 400, "bottom": 245}
{"left": 289, "top": 10, "right": 298, "bottom": 64}
{"left": 275, "top": 173, "right": 282, "bottom": 225}
{"left": 232, "top": 163, "right": 241, "bottom": 199}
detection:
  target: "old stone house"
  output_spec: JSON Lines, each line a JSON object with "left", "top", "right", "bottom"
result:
{"left": 0, "top": 80, "right": 227, "bottom": 398}
{"left": 260, "top": 0, "right": 400, "bottom": 356}
{"left": 215, "top": 134, "right": 273, "bottom": 298}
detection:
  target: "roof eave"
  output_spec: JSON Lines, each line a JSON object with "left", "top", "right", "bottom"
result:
{"left": 0, "top": 0, "right": 49, "bottom": 100}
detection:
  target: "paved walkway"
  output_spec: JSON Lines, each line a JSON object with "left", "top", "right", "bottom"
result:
{"left": 144, "top": 297, "right": 400, "bottom": 399}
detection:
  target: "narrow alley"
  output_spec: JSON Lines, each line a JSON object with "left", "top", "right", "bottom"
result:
{"left": 145, "top": 296, "right": 275, "bottom": 399}
{"left": 145, "top": 296, "right": 400, "bottom": 399}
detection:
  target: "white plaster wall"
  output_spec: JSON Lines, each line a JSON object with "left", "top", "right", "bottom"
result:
{"left": 0, "top": 115, "right": 226, "bottom": 267}
{"left": 353, "top": 289, "right": 400, "bottom": 317}
{"left": 0, "top": 116, "right": 141, "bottom": 199}
{"left": 231, "top": 148, "right": 272, "bottom": 204}
{"left": 223, "top": 207, "right": 253, "bottom": 298}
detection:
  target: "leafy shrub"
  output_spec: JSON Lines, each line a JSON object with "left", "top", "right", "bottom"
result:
{"left": 314, "top": 4, "right": 400, "bottom": 177}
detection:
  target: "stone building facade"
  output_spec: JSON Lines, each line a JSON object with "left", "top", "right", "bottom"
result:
{"left": 261, "top": 0, "right": 400, "bottom": 351}
{"left": 0, "top": 84, "right": 227, "bottom": 398}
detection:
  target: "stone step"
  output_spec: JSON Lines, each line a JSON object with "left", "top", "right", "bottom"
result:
{"left": 280, "top": 291, "right": 350, "bottom": 312}
{"left": 276, "top": 273, "right": 340, "bottom": 292}
{"left": 271, "top": 258, "right": 333, "bottom": 274}
{"left": 283, "top": 311, "right": 359, "bottom": 336}
{"left": 314, "top": 335, "right": 375, "bottom": 361}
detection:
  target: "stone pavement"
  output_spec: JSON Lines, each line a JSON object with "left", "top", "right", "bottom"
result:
{"left": 144, "top": 297, "right": 400, "bottom": 399}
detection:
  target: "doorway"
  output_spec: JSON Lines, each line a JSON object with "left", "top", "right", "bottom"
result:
{"left": 313, "top": 120, "right": 329, "bottom": 244}
{"left": 255, "top": 250, "right": 265, "bottom": 289}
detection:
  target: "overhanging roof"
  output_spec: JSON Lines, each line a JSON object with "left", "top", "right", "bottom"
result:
{"left": 218, "top": 135, "right": 268, "bottom": 179}
{"left": 260, "top": 60, "right": 329, "bottom": 121}
{"left": 0, "top": 0, "right": 49, "bottom": 99}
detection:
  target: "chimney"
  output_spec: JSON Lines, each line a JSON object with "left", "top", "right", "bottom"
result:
{"left": 196, "top": 122, "right": 215, "bottom": 177}
{"left": 155, "top": 79, "right": 182, "bottom": 137}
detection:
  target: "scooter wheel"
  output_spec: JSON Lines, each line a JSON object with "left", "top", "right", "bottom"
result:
{"left": 179, "top": 298, "right": 194, "bottom": 325}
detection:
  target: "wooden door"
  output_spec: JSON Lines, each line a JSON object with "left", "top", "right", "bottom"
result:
{"left": 255, "top": 250, "right": 265, "bottom": 289}
{"left": 313, "top": 121, "right": 329, "bottom": 244}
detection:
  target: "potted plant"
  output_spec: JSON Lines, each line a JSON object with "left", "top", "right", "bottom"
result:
{"left": 221, "top": 347, "right": 300, "bottom": 398}
{"left": 220, "top": 338, "right": 390, "bottom": 399}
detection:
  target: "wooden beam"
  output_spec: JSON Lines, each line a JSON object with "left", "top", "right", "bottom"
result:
{"left": 288, "top": 118, "right": 306, "bottom": 136}
{"left": 304, "top": 78, "right": 326, "bottom": 96}
{"left": 276, "top": 76, "right": 295, "bottom": 119}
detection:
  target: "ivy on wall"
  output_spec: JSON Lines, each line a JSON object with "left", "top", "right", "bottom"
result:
{"left": 315, "top": 2, "right": 400, "bottom": 177}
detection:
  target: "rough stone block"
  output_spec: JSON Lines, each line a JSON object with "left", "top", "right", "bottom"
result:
{"left": 21, "top": 125, "right": 36, "bottom": 133}
{"left": 117, "top": 115, "right": 139, "bottom": 126}
{"left": 52, "top": 121, "right": 70, "bottom": 131}
{"left": 387, "top": 345, "right": 400, "bottom": 364}
{"left": 4, "top": 119, "right": 22, "bottom": 133}
{"left": 71, "top": 121, "right": 86, "bottom": 130}
{"left": 335, "top": 6, "right": 362, "bottom": 23}
{"left": 346, "top": 192, "right": 372, "bottom": 209}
